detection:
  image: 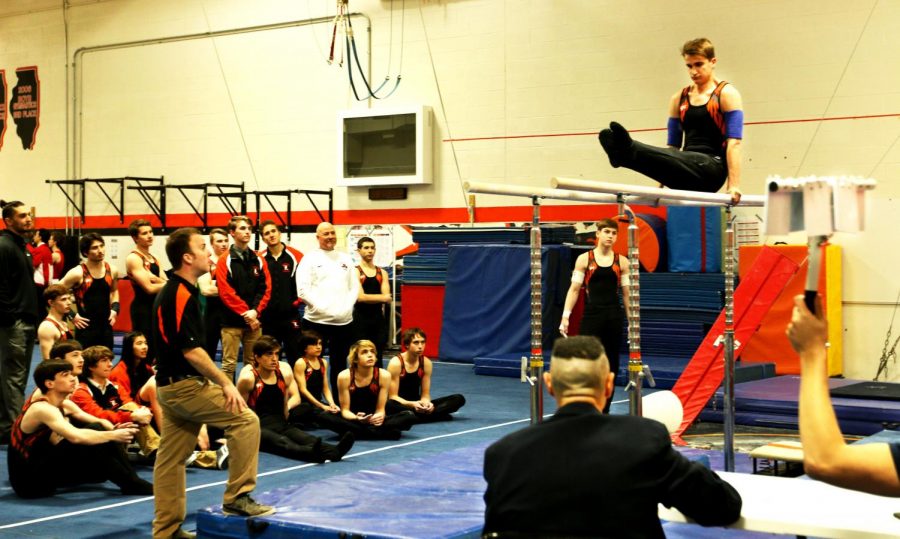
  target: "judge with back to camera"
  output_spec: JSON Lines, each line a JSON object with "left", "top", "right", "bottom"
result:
{"left": 483, "top": 335, "right": 742, "bottom": 538}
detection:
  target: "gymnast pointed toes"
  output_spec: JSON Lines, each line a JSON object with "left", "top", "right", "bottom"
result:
{"left": 598, "top": 129, "right": 622, "bottom": 168}
{"left": 609, "top": 121, "right": 633, "bottom": 146}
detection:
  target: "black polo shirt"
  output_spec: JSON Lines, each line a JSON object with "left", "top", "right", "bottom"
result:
{"left": 152, "top": 273, "right": 204, "bottom": 381}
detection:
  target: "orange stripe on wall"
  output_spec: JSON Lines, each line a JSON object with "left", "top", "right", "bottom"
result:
{"left": 34, "top": 203, "right": 667, "bottom": 230}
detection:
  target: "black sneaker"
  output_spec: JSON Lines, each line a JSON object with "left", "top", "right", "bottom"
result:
{"left": 222, "top": 494, "right": 276, "bottom": 517}
{"left": 120, "top": 477, "right": 154, "bottom": 496}
{"left": 323, "top": 433, "right": 355, "bottom": 462}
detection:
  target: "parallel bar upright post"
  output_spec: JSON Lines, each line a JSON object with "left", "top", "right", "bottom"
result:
{"left": 723, "top": 206, "right": 736, "bottom": 472}
{"left": 622, "top": 201, "right": 643, "bottom": 417}
{"left": 529, "top": 196, "right": 544, "bottom": 425}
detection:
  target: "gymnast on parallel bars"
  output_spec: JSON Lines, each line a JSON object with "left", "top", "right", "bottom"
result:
{"left": 598, "top": 37, "right": 744, "bottom": 205}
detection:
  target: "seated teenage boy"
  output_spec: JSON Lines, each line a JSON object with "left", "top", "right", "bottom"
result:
{"left": 289, "top": 330, "right": 341, "bottom": 429}
{"left": 71, "top": 345, "right": 160, "bottom": 458}
{"left": 237, "top": 335, "right": 354, "bottom": 462}
{"left": 8, "top": 360, "right": 153, "bottom": 498}
{"left": 387, "top": 328, "right": 465, "bottom": 422}
{"left": 317, "top": 339, "right": 415, "bottom": 440}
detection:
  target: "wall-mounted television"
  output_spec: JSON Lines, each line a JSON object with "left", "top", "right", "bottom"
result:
{"left": 337, "top": 105, "right": 433, "bottom": 186}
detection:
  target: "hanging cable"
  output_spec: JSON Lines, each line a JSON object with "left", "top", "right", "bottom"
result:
{"left": 342, "top": 0, "right": 404, "bottom": 100}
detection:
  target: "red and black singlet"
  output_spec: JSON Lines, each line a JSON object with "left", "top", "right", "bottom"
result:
{"left": 398, "top": 356, "right": 425, "bottom": 402}
{"left": 10, "top": 397, "right": 56, "bottom": 461}
{"left": 348, "top": 368, "right": 380, "bottom": 415}
{"left": 44, "top": 316, "right": 72, "bottom": 341}
{"left": 73, "top": 262, "right": 113, "bottom": 320}
{"left": 678, "top": 80, "right": 729, "bottom": 155}
{"left": 246, "top": 365, "right": 287, "bottom": 419}
{"left": 303, "top": 359, "right": 327, "bottom": 402}
{"left": 583, "top": 250, "right": 622, "bottom": 317}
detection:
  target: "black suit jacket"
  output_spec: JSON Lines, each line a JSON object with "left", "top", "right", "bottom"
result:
{"left": 483, "top": 402, "right": 742, "bottom": 538}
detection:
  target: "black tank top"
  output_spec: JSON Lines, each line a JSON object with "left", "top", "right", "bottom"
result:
{"left": 254, "top": 379, "right": 285, "bottom": 419}
{"left": 303, "top": 360, "right": 325, "bottom": 402}
{"left": 80, "top": 264, "right": 111, "bottom": 319}
{"left": 354, "top": 267, "right": 384, "bottom": 319}
{"left": 349, "top": 368, "right": 380, "bottom": 415}
{"left": 584, "top": 254, "right": 621, "bottom": 316}
{"left": 683, "top": 102, "right": 725, "bottom": 156}
{"left": 398, "top": 357, "right": 424, "bottom": 402}
{"left": 130, "top": 251, "right": 161, "bottom": 306}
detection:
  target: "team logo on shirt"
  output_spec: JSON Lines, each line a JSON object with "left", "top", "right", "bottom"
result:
{"left": 281, "top": 262, "right": 290, "bottom": 273}
{"left": 252, "top": 266, "right": 259, "bottom": 277}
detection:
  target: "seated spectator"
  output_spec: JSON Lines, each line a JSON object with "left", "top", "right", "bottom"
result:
{"left": 37, "top": 284, "right": 74, "bottom": 360}
{"left": 30, "top": 340, "right": 84, "bottom": 403}
{"left": 483, "top": 336, "right": 742, "bottom": 537}
{"left": 71, "top": 346, "right": 159, "bottom": 459}
{"left": 788, "top": 295, "right": 900, "bottom": 496}
{"left": 8, "top": 360, "right": 153, "bottom": 498}
{"left": 319, "top": 340, "right": 415, "bottom": 440}
{"left": 386, "top": 328, "right": 465, "bottom": 422}
{"left": 237, "top": 336, "right": 353, "bottom": 463}
{"left": 289, "top": 331, "right": 341, "bottom": 429}
{"left": 110, "top": 332, "right": 156, "bottom": 409}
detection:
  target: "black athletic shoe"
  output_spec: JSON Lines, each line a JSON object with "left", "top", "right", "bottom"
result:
{"left": 222, "top": 493, "right": 276, "bottom": 517}
{"left": 324, "top": 432, "right": 355, "bottom": 462}
{"left": 120, "top": 477, "right": 154, "bottom": 496}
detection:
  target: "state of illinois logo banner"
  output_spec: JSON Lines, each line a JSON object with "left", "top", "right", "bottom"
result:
{"left": 11, "top": 66, "right": 39, "bottom": 150}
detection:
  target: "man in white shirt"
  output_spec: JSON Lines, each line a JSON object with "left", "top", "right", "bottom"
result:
{"left": 295, "top": 222, "right": 359, "bottom": 389}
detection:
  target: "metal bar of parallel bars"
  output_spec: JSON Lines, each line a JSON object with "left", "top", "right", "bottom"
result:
{"left": 552, "top": 177, "right": 765, "bottom": 207}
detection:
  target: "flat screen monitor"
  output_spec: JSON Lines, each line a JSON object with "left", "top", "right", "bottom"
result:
{"left": 338, "top": 105, "right": 433, "bottom": 186}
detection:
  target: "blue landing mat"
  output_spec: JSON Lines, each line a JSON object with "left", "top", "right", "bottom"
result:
{"left": 197, "top": 444, "right": 489, "bottom": 539}
{"left": 196, "top": 440, "right": 749, "bottom": 539}
{"left": 700, "top": 376, "right": 900, "bottom": 435}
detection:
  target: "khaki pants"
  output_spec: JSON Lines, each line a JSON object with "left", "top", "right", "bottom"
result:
{"left": 152, "top": 377, "right": 260, "bottom": 538}
{"left": 119, "top": 401, "right": 161, "bottom": 457}
{"left": 220, "top": 326, "right": 261, "bottom": 382}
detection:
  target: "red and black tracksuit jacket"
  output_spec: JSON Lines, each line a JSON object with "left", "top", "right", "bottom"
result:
{"left": 216, "top": 246, "right": 272, "bottom": 328}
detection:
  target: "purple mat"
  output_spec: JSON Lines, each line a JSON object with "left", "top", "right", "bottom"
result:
{"left": 701, "top": 376, "right": 900, "bottom": 435}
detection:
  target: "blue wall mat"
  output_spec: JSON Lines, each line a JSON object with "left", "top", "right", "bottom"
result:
{"left": 439, "top": 245, "right": 573, "bottom": 362}
{"left": 667, "top": 206, "right": 722, "bottom": 272}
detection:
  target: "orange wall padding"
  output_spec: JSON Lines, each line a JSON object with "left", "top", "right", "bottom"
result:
{"left": 613, "top": 215, "right": 665, "bottom": 273}
{"left": 738, "top": 244, "right": 841, "bottom": 375}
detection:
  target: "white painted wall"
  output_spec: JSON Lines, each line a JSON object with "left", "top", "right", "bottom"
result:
{"left": 1, "top": 0, "right": 899, "bottom": 379}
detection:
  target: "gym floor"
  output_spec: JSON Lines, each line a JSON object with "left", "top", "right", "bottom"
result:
{"left": 0, "top": 350, "right": 796, "bottom": 538}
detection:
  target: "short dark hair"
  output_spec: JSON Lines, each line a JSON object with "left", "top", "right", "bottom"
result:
{"left": 596, "top": 218, "right": 618, "bottom": 232}
{"left": 78, "top": 232, "right": 104, "bottom": 257}
{"left": 551, "top": 335, "right": 606, "bottom": 362}
{"left": 128, "top": 218, "right": 152, "bottom": 238}
{"left": 260, "top": 220, "right": 278, "bottom": 232}
{"left": 357, "top": 236, "right": 375, "bottom": 249}
{"left": 681, "top": 37, "right": 715, "bottom": 60}
{"left": 43, "top": 284, "right": 70, "bottom": 305}
{"left": 298, "top": 331, "right": 323, "bottom": 356}
{"left": 252, "top": 335, "right": 281, "bottom": 357}
{"left": 166, "top": 227, "right": 200, "bottom": 270}
{"left": 33, "top": 359, "right": 73, "bottom": 393}
{"left": 227, "top": 215, "right": 253, "bottom": 232}
{"left": 82, "top": 345, "right": 114, "bottom": 378}
{"left": 36, "top": 228, "right": 50, "bottom": 243}
{"left": 50, "top": 340, "right": 82, "bottom": 360}
{"left": 50, "top": 230, "right": 66, "bottom": 245}
{"left": 402, "top": 327, "right": 426, "bottom": 347}
{"left": 1, "top": 200, "right": 24, "bottom": 220}
{"left": 209, "top": 228, "right": 228, "bottom": 239}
